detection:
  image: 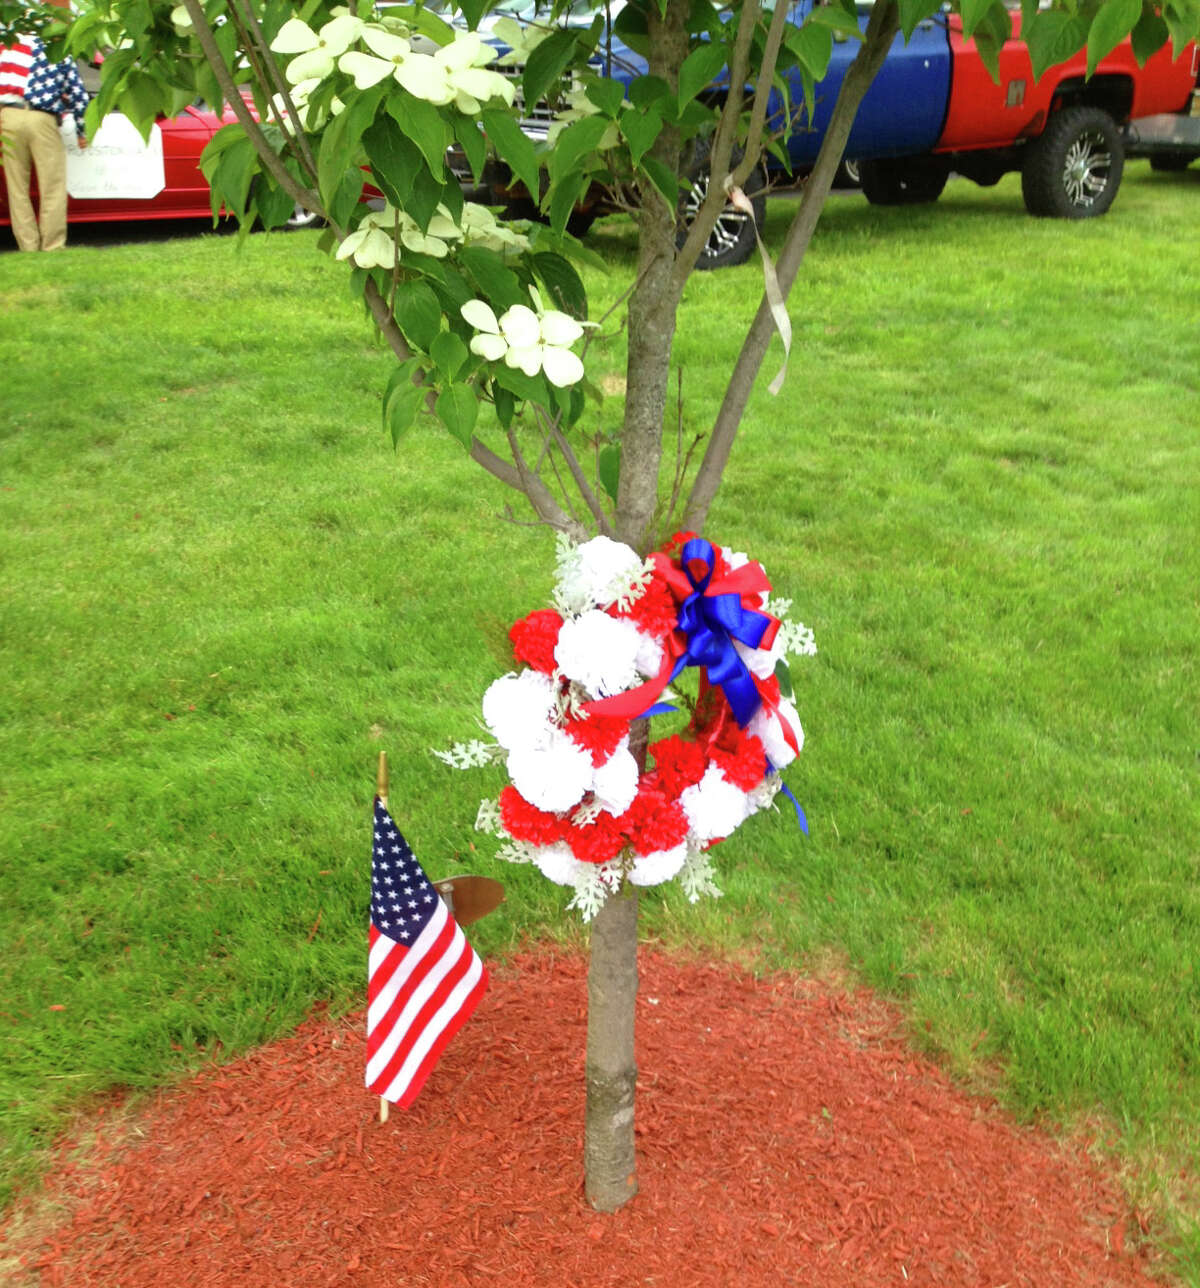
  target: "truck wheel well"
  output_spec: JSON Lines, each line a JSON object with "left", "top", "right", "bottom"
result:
{"left": 1048, "top": 74, "right": 1134, "bottom": 125}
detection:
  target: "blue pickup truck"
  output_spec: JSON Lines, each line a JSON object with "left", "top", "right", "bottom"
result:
{"left": 464, "top": 0, "right": 1200, "bottom": 267}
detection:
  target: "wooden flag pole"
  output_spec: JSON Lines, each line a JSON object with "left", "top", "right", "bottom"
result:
{"left": 376, "top": 751, "right": 390, "bottom": 1126}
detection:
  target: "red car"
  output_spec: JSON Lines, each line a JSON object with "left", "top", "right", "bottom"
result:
{"left": 0, "top": 101, "right": 318, "bottom": 231}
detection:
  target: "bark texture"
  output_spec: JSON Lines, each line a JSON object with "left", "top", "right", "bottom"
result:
{"left": 584, "top": 885, "right": 641, "bottom": 1211}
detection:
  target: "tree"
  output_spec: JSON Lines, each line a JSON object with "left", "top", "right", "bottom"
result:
{"left": 51, "top": 0, "right": 1200, "bottom": 1213}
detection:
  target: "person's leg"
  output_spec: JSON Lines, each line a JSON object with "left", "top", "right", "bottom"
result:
{"left": 29, "top": 110, "right": 67, "bottom": 250}
{"left": 1, "top": 108, "right": 40, "bottom": 251}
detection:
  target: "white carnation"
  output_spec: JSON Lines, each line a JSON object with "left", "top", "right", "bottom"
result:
{"left": 628, "top": 843, "right": 688, "bottom": 887}
{"left": 481, "top": 670, "right": 557, "bottom": 750}
{"left": 680, "top": 763, "right": 750, "bottom": 841}
{"left": 591, "top": 742, "right": 639, "bottom": 815}
{"left": 554, "top": 610, "right": 643, "bottom": 698}
{"left": 734, "top": 633, "right": 784, "bottom": 681}
{"left": 555, "top": 535, "right": 644, "bottom": 613}
{"left": 748, "top": 698, "right": 803, "bottom": 769}
{"left": 634, "top": 630, "right": 665, "bottom": 677}
{"left": 506, "top": 729, "right": 594, "bottom": 813}
{"left": 531, "top": 841, "right": 584, "bottom": 886}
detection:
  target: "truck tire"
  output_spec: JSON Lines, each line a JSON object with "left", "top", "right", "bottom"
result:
{"left": 1149, "top": 154, "right": 1194, "bottom": 172}
{"left": 678, "top": 140, "right": 767, "bottom": 271}
{"left": 858, "top": 157, "right": 948, "bottom": 205}
{"left": 1020, "top": 106, "right": 1124, "bottom": 218}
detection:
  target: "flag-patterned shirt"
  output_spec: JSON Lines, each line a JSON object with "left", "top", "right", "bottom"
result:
{"left": 0, "top": 35, "right": 89, "bottom": 138}
{"left": 365, "top": 800, "right": 487, "bottom": 1107}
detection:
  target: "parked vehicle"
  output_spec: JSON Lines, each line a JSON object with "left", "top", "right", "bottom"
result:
{"left": 472, "top": 1, "right": 1200, "bottom": 267}
{"left": 0, "top": 100, "right": 318, "bottom": 235}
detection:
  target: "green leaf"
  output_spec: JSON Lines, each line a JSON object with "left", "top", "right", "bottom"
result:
{"left": 969, "top": 4, "right": 1012, "bottom": 81}
{"left": 774, "top": 658, "right": 794, "bottom": 702}
{"left": 383, "top": 358, "right": 427, "bottom": 446}
{"left": 548, "top": 114, "right": 612, "bottom": 183}
{"left": 388, "top": 94, "right": 450, "bottom": 179}
{"left": 639, "top": 157, "right": 680, "bottom": 209}
{"left": 677, "top": 41, "right": 726, "bottom": 108}
{"left": 620, "top": 104, "right": 662, "bottom": 168}
{"left": 252, "top": 172, "right": 297, "bottom": 229}
{"left": 548, "top": 170, "right": 587, "bottom": 236}
{"left": 317, "top": 105, "right": 359, "bottom": 212}
{"left": 1129, "top": 10, "right": 1169, "bottom": 63}
{"left": 431, "top": 331, "right": 470, "bottom": 381}
{"left": 406, "top": 160, "right": 450, "bottom": 232}
{"left": 456, "top": 0, "right": 489, "bottom": 30}
{"left": 533, "top": 252, "right": 588, "bottom": 320}
{"left": 436, "top": 384, "right": 479, "bottom": 448}
{"left": 805, "top": 4, "right": 863, "bottom": 39}
{"left": 453, "top": 116, "right": 488, "bottom": 185}
{"left": 330, "top": 167, "right": 365, "bottom": 230}
{"left": 597, "top": 444, "right": 620, "bottom": 503}
{"left": 1086, "top": 0, "right": 1142, "bottom": 75}
{"left": 788, "top": 21, "right": 834, "bottom": 83}
{"left": 585, "top": 77, "right": 625, "bottom": 118}
{"left": 394, "top": 281, "right": 443, "bottom": 351}
{"left": 1164, "top": 0, "right": 1200, "bottom": 58}
{"left": 363, "top": 115, "right": 419, "bottom": 212}
{"left": 459, "top": 246, "right": 525, "bottom": 311}
{"left": 482, "top": 109, "right": 541, "bottom": 204}
{"left": 494, "top": 363, "right": 551, "bottom": 407}
{"left": 897, "top": 0, "right": 942, "bottom": 41}
{"left": 522, "top": 28, "right": 578, "bottom": 109}
{"left": 958, "top": 0, "right": 995, "bottom": 41}
{"left": 205, "top": 134, "right": 258, "bottom": 221}
{"left": 628, "top": 75, "right": 671, "bottom": 110}
{"left": 493, "top": 382, "right": 517, "bottom": 430}
{"left": 1024, "top": 9, "right": 1089, "bottom": 80}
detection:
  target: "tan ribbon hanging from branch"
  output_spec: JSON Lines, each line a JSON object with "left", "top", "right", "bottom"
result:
{"left": 722, "top": 175, "right": 792, "bottom": 396}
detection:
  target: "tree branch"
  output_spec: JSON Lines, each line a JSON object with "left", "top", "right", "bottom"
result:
{"left": 682, "top": 0, "right": 901, "bottom": 532}
{"left": 178, "top": 0, "right": 326, "bottom": 225}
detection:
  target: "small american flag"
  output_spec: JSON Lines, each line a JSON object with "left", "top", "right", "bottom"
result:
{"left": 365, "top": 800, "right": 487, "bottom": 1107}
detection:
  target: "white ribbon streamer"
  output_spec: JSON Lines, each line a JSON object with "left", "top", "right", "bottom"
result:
{"left": 723, "top": 175, "right": 791, "bottom": 396}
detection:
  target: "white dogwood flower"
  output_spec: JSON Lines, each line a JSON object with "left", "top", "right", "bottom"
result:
{"left": 458, "top": 202, "right": 530, "bottom": 253}
{"left": 334, "top": 211, "right": 395, "bottom": 268}
{"left": 490, "top": 16, "right": 554, "bottom": 67}
{"left": 460, "top": 286, "right": 588, "bottom": 388}
{"left": 271, "top": 14, "right": 364, "bottom": 85}
{"left": 268, "top": 77, "right": 343, "bottom": 134}
{"left": 339, "top": 26, "right": 514, "bottom": 114}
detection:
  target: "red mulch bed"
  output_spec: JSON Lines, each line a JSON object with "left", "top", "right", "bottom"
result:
{"left": 4, "top": 948, "right": 1167, "bottom": 1287}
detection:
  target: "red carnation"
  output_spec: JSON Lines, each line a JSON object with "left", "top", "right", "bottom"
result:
{"left": 611, "top": 573, "right": 678, "bottom": 641}
{"left": 498, "top": 785, "right": 565, "bottom": 846}
{"left": 711, "top": 731, "right": 768, "bottom": 791}
{"left": 508, "top": 609, "right": 563, "bottom": 674}
{"left": 649, "top": 735, "right": 707, "bottom": 798}
{"left": 620, "top": 787, "right": 690, "bottom": 856}
{"left": 564, "top": 811, "right": 627, "bottom": 865}
{"left": 562, "top": 712, "right": 629, "bottom": 766}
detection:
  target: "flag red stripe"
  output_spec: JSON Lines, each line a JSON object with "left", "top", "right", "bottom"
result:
{"left": 367, "top": 931, "right": 475, "bottom": 1099}
{"left": 365, "top": 912, "right": 457, "bottom": 1065}
{"left": 393, "top": 965, "right": 488, "bottom": 1109}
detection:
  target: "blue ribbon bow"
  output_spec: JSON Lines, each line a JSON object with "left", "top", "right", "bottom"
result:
{"left": 669, "top": 538, "right": 775, "bottom": 727}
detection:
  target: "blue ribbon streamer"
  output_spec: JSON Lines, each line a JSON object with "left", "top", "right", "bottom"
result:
{"left": 669, "top": 537, "right": 776, "bottom": 728}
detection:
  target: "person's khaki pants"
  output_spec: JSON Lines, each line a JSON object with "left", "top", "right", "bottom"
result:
{"left": 1, "top": 106, "right": 68, "bottom": 252}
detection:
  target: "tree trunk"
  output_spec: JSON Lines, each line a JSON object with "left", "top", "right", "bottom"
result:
{"left": 583, "top": 882, "right": 640, "bottom": 1210}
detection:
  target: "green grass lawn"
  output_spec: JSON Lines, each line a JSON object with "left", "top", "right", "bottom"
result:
{"left": 2, "top": 163, "right": 1198, "bottom": 1276}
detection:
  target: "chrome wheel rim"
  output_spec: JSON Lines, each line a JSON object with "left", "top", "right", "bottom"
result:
{"left": 682, "top": 170, "right": 753, "bottom": 260}
{"left": 1062, "top": 131, "right": 1112, "bottom": 207}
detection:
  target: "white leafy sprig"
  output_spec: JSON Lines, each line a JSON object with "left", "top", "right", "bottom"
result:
{"left": 495, "top": 839, "right": 538, "bottom": 865}
{"left": 678, "top": 845, "right": 723, "bottom": 904}
{"left": 566, "top": 861, "right": 624, "bottom": 922}
{"left": 432, "top": 739, "right": 502, "bottom": 769}
{"left": 764, "top": 595, "right": 817, "bottom": 659}
{"left": 474, "top": 797, "right": 504, "bottom": 835}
